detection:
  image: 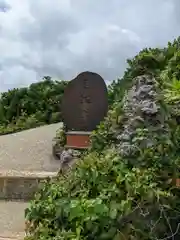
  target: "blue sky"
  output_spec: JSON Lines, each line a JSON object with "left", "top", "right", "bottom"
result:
{"left": 0, "top": 0, "right": 179, "bottom": 91}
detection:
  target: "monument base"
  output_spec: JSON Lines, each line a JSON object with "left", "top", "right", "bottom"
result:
{"left": 65, "top": 131, "right": 91, "bottom": 149}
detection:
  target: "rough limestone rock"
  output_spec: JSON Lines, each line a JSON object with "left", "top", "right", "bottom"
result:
{"left": 60, "top": 149, "right": 73, "bottom": 163}
{"left": 117, "top": 74, "right": 170, "bottom": 157}
{"left": 59, "top": 149, "right": 82, "bottom": 170}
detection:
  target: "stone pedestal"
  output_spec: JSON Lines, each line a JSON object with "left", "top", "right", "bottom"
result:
{"left": 65, "top": 131, "right": 91, "bottom": 149}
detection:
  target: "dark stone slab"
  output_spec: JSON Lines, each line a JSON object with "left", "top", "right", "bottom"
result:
{"left": 61, "top": 71, "right": 108, "bottom": 131}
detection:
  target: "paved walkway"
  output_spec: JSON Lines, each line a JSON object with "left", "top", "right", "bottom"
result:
{"left": 0, "top": 201, "right": 28, "bottom": 239}
{"left": 0, "top": 123, "right": 63, "bottom": 239}
{"left": 0, "top": 123, "right": 62, "bottom": 172}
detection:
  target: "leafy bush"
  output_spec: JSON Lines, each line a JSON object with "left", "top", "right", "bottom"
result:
{"left": 25, "top": 143, "right": 180, "bottom": 239}
{"left": 50, "top": 112, "right": 62, "bottom": 124}
{"left": 25, "top": 37, "right": 180, "bottom": 239}
{"left": 0, "top": 76, "right": 67, "bottom": 135}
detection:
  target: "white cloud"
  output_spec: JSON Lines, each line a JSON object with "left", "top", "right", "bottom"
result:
{"left": 0, "top": 0, "right": 179, "bottom": 91}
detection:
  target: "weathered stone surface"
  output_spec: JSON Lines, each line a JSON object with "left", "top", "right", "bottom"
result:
{"left": 61, "top": 71, "right": 108, "bottom": 131}
{"left": 116, "top": 74, "right": 169, "bottom": 157}
{"left": 0, "top": 171, "right": 57, "bottom": 200}
{"left": 58, "top": 149, "right": 81, "bottom": 172}
{"left": 60, "top": 149, "right": 73, "bottom": 165}
{"left": 5, "top": 178, "right": 38, "bottom": 200}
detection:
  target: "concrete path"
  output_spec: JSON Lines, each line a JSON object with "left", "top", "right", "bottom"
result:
{"left": 0, "top": 201, "right": 28, "bottom": 239}
{"left": 0, "top": 123, "right": 62, "bottom": 172}
{"left": 0, "top": 123, "right": 62, "bottom": 238}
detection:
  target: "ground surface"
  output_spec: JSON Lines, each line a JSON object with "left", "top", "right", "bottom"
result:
{"left": 0, "top": 123, "right": 62, "bottom": 239}
{"left": 0, "top": 201, "right": 28, "bottom": 239}
{"left": 0, "top": 123, "right": 62, "bottom": 172}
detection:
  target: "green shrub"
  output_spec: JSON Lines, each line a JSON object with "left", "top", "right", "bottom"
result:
{"left": 34, "top": 111, "right": 47, "bottom": 123}
{"left": 25, "top": 115, "right": 40, "bottom": 128}
{"left": 25, "top": 37, "right": 180, "bottom": 239}
{"left": 50, "top": 112, "right": 62, "bottom": 123}
{"left": 25, "top": 145, "right": 180, "bottom": 239}
{"left": 0, "top": 77, "right": 67, "bottom": 135}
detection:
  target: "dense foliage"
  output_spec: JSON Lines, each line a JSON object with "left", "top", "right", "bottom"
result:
{"left": 0, "top": 76, "right": 67, "bottom": 134}
{"left": 25, "top": 37, "right": 180, "bottom": 239}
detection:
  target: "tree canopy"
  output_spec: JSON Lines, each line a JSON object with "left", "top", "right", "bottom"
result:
{"left": 0, "top": 76, "right": 67, "bottom": 134}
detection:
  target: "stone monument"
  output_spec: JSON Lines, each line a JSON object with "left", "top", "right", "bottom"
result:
{"left": 61, "top": 71, "right": 108, "bottom": 149}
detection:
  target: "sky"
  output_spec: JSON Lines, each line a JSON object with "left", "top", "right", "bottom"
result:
{"left": 0, "top": 0, "right": 179, "bottom": 91}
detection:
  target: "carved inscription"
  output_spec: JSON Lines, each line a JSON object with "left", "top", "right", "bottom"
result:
{"left": 61, "top": 71, "right": 108, "bottom": 131}
{"left": 80, "top": 79, "right": 91, "bottom": 129}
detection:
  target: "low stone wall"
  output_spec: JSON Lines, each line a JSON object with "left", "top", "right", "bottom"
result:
{"left": 0, "top": 170, "right": 57, "bottom": 201}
